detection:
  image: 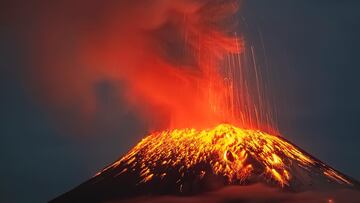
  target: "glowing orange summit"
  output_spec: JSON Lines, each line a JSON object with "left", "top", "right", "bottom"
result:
{"left": 97, "top": 124, "right": 352, "bottom": 190}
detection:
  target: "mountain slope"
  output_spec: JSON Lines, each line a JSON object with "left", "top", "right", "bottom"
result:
{"left": 50, "top": 124, "right": 359, "bottom": 202}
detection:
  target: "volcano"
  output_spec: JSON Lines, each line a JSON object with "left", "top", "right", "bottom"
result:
{"left": 51, "top": 124, "right": 359, "bottom": 202}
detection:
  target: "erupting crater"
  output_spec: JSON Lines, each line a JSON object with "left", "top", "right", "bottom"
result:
{"left": 51, "top": 124, "right": 358, "bottom": 202}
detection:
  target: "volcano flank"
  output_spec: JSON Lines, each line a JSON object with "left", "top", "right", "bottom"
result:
{"left": 51, "top": 124, "right": 359, "bottom": 202}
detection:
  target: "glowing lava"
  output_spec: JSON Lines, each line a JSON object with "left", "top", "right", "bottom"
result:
{"left": 51, "top": 124, "right": 358, "bottom": 202}
{"left": 97, "top": 124, "right": 352, "bottom": 190}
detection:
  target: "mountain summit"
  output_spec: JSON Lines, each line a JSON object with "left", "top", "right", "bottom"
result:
{"left": 51, "top": 124, "right": 359, "bottom": 202}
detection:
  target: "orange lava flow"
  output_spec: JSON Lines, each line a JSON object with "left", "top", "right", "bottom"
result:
{"left": 98, "top": 124, "right": 352, "bottom": 188}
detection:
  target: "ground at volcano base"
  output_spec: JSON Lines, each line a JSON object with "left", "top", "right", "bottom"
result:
{"left": 111, "top": 184, "right": 360, "bottom": 203}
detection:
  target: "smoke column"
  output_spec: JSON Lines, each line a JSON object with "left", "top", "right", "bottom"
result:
{"left": 12, "top": 0, "right": 275, "bottom": 133}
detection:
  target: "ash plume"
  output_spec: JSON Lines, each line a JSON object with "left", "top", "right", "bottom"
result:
{"left": 4, "top": 0, "right": 249, "bottom": 134}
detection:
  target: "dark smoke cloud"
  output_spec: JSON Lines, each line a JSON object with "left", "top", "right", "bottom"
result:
{"left": 110, "top": 184, "right": 360, "bottom": 203}
{"left": 2, "top": 0, "right": 240, "bottom": 135}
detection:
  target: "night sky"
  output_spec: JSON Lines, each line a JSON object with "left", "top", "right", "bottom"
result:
{"left": 1, "top": 1, "right": 360, "bottom": 202}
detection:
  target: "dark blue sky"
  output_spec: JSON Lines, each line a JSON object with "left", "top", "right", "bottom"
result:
{"left": 1, "top": 1, "right": 360, "bottom": 202}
